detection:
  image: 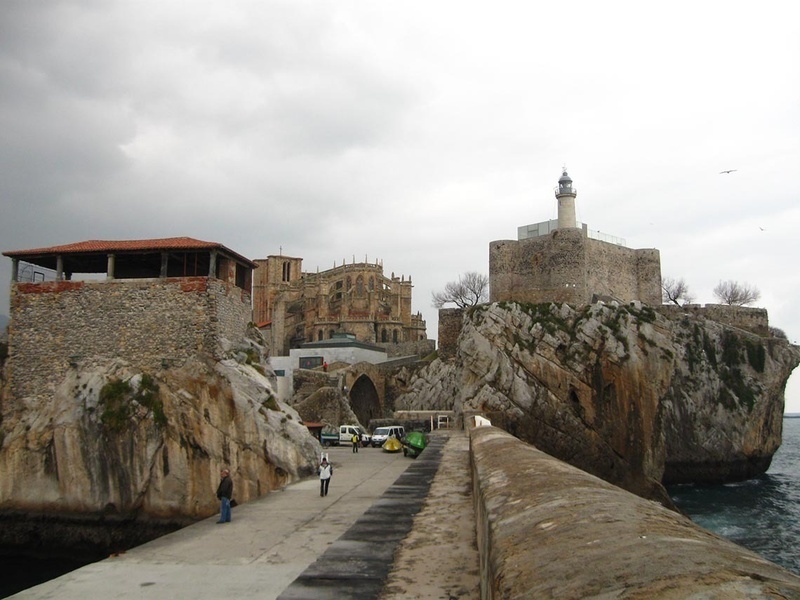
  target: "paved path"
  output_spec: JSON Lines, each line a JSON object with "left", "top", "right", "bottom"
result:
{"left": 12, "top": 431, "right": 478, "bottom": 600}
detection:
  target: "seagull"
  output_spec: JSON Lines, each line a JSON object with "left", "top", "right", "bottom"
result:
{"left": 719, "top": 169, "right": 738, "bottom": 174}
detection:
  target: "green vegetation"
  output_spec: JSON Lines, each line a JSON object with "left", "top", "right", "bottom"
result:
{"left": 622, "top": 303, "right": 657, "bottom": 325}
{"left": 637, "top": 331, "right": 658, "bottom": 349}
{"left": 244, "top": 348, "right": 260, "bottom": 365}
{"left": 467, "top": 303, "right": 488, "bottom": 325}
{"left": 263, "top": 395, "right": 280, "bottom": 411}
{"left": 702, "top": 331, "right": 717, "bottom": 369}
{"left": 719, "top": 367, "right": 757, "bottom": 412}
{"left": 99, "top": 374, "right": 165, "bottom": 432}
{"left": 99, "top": 379, "right": 133, "bottom": 431}
{"left": 745, "top": 339, "right": 766, "bottom": 373}
{"left": 601, "top": 308, "right": 629, "bottom": 355}
{"left": 684, "top": 325, "right": 706, "bottom": 374}
{"left": 721, "top": 331, "right": 742, "bottom": 369}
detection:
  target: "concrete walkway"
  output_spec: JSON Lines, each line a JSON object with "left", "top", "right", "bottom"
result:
{"left": 12, "top": 431, "right": 475, "bottom": 600}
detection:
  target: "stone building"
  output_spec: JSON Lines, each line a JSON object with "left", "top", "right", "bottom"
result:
{"left": 253, "top": 255, "right": 429, "bottom": 356}
{"left": 490, "top": 170, "right": 662, "bottom": 306}
{"left": 2, "top": 237, "right": 256, "bottom": 402}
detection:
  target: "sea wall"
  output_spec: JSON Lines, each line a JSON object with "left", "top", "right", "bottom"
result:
{"left": 470, "top": 425, "right": 800, "bottom": 598}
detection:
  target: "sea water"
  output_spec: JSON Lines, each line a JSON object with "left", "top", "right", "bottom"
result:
{"left": 669, "top": 416, "right": 800, "bottom": 575}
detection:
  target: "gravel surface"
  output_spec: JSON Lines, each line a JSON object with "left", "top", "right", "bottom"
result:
{"left": 380, "top": 431, "right": 480, "bottom": 600}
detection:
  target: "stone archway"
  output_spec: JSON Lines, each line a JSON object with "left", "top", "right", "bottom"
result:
{"left": 349, "top": 374, "right": 382, "bottom": 427}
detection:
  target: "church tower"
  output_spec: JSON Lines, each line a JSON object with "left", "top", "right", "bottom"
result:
{"left": 555, "top": 169, "right": 578, "bottom": 229}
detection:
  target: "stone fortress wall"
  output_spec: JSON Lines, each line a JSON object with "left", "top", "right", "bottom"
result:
{"left": 7, "top": 277, "right": 252, "bottom": 402}
{"left": 489, "top": 228, "right": 662, "bottom": 306}
{"left": 437, "top": 308, "right": 466, "bottom": 361}
{"left": 656, "top": 303, "right": 769, "bottom": 336}
{"left": 376, "top": 339, "right": 436, "bottom": 359}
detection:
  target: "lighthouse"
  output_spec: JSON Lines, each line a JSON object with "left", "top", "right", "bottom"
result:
{"left": 555, "top": 169, "right": 577, "bottom": 229}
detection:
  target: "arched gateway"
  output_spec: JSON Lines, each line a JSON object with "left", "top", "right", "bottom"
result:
{"left": 342, "top": 362, "right": 387, "bottom": 427}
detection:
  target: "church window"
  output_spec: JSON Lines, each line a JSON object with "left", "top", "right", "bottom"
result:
{"left": 381, "top": 329, "right": 388, "bottom": 343}
{"left": 356, "top": 275, "right": 365, "bottom": 296}
{"left": 347, "top": 276, "right": 352, "bottom": 290}
{"left": 369, "top": 277, "right": 374, "bottom": 291}
{"left": 393, "top": 329, "right": 399, "bottom": 343}
{"left": 318, "top": 330, "right": 323, "bottom": 341}
{"left": 282, "top": 261, "right": 291, "bottom": 282}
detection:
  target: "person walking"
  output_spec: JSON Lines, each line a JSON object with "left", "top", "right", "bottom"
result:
{"left": 318, "top": 457, "right": 333, "bottom": 497}
{"left": 351, "top": 433, "right": 359, "bottom": 453}
{"left": 216, "top": 468, "right": 233, "bottom": 523}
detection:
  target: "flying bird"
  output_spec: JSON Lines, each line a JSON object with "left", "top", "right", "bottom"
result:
{"left": 719, "top": 169, "right": 738, "bottom": 174}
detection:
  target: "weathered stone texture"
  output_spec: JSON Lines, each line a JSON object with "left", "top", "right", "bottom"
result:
{"left": 253, "top": 257, "right": 428, "bottom": 354}
{"left": 377, "top": 339, "right": 435, "bottom": 359}
{"left": 395, "top": 301, "right": 800, "bottom": 497}
{"left": 470, "top": 426, "right": 800, "bottom": 599}
{"left": 657, "top": 303, "right": 769, "bottom": 336}
{"left": 7, "top": 277, "right": 251, "bottom": 403}
{"left": 436, "top": 308, "right": 464, "bottom": 361}
{"left": 489, "top": 228, "right": 662, "bottom": 306}
{"left": 0, "top": 354, "right": 320, "bottom": 520}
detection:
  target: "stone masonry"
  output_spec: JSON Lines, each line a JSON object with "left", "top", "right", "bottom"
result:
{"left": 489, "top": 227, "right": 662, "bottom": 306}
{"left": 6, "top": 277, "right": 252, "bottom": 402}
{"left": 252, "top": 255, "right": 428, "bottom": 355}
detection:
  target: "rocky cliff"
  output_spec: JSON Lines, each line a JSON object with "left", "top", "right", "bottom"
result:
{"left": 396, "top": 301, "right": 799, "bottom": 504}
{"left": 0, "top": 329, "right": 320, "bottom": 553}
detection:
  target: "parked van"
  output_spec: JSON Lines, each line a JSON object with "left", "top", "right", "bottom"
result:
{"left": 339, "top": 425, "right": 370, "bottom": 446}
{"left": 371, "top": 426, "right": 405, "bottom": 448}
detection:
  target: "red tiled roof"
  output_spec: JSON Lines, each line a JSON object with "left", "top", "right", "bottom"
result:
{"left": 3, "top": 237, "right": 257, "bottom": 268}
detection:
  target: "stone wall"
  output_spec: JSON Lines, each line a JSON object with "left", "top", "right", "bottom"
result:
{"left": 656, "top": 303, "right": 769, "bottom": 336}
{"left": 489, "top": 230, "right": 586, "bottom": 304}
{"left": 437, "top": 308, "right": 464, "bottom": 361}
{"left": 585, "top": 239, "right": 661, "bottom": 306}
{"left": 469, "top": 425, "right": 800, "bottom": 598}
{"left": 377, "top": 339, "right": 435, "bottom": 359}
{"left": 489, "top": 228, "right": 662, "bottom": 306}
{"left": 7, "top": 277, "right": 252, "bottom": 401}
{"left": 208, "top": 278, "right": 253, "bottom": 346}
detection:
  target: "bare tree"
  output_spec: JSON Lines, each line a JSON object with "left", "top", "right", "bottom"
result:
{"left": 661, "top": 277, "right": 694, "bottom": 306}
{"left": 770, "top": 326, "right": 787, "bottom": 340}
{"left": 432, "top": 272, "right": 489, "bottom": 309}
{"left": 713, "top": 280, "right": 761, "bottom": 306}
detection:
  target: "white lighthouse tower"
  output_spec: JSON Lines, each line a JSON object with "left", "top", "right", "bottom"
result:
{"left": 555, "top": 169, "right": 577, "bottom": 229}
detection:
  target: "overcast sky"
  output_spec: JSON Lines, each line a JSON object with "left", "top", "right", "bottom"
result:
{"left": 2, "top": 2, "right": 799, "bottom": 409}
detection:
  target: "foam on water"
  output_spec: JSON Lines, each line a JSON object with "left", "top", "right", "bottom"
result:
{"left": 670, "top": 416, "right": 800, "bottom": 575}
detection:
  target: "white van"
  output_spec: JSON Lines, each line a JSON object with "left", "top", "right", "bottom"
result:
{"left": 370, "top": 426, "right": 405, "bottom": 448}
{"left": 339, "top": 425, "right": 370, "bottom": 446}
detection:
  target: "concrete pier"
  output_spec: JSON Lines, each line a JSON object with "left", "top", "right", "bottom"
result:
{"left": 12, "top": 432, "right": 462, "bottom": 600}
{"left": 12, "top": 427, "right": 800, "bottom": 599}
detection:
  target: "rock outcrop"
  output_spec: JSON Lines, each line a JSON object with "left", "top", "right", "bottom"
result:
{"left": 396, "top": 301, "right": 799, "bottom": 504}
{"left": 293, "top": 386, "right": 363, "bottom": 430}
{"left": 0, "top": 331, "right": 320, "bottom": 552}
